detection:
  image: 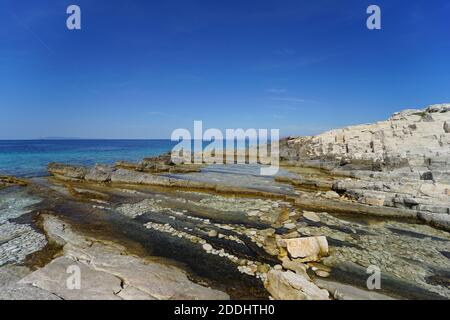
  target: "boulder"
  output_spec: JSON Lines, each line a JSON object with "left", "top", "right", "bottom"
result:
{"left": 265, "top": 270, "right": 329, "bottom": 300}
{"left": 278, "top": 236, "right": 329, "bottom": 262}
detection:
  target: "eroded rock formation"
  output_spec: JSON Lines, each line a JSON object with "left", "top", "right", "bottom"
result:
{"left": 280, "top": 104, "right": 450, "bottom": 230}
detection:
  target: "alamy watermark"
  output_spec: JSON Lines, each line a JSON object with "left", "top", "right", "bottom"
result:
{"left": 66, "top": 5, "right": 81, "bottom": 30}
{"left": 366, "top": 265, "right": 381, "bottom": 290}
{"left": 171, "top": 121, "right": 280, "bottom": 176}
{"left": 66, "top": 265, "right": 81, "bottom": 290}
{"left": 65, "top": 4, "right": 381, "bottom": 31}
{"left": 367, "top": 5, "right": 381, "bottom": 30}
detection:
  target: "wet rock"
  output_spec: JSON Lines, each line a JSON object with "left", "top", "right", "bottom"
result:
{"left": 418, "top": 212, "right": 450, "bottom": 230}
{"left": 0, "top": 176, "right": 27, "bottom": 189}
{"left": 328, "top": 232, "right": 348, "bottom": 242}
{"left": 0, "top": 222, "right": 47, "bottom": 267}
{"left": 265, "top": 270, "right": 329, "bottom": 300}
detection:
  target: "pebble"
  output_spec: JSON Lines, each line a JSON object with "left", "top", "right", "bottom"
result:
{"left": 248, "top": 210, "right": 260, "bottom": 217}
{"left": 284, "top": 223, "right": 297, "bottom": 230}
{"left": 315, "top": 270, "right": 330, "bottom": 278}
{"left": 202, "top": 244, "right": 213, "bottom": 252}
{"left": 208, "top": 230, "right": 218, "bottom": 237}
{"left": 273, "top": 264, "right": 283, "bottom": 271}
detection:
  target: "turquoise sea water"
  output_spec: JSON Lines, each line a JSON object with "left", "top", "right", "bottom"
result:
{"left": 0, "top": 140, "right": 176, "bottom": 177}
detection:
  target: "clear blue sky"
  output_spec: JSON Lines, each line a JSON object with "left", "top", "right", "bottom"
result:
{"left": 1, "top": 0, "right": 449, "bottom": 139}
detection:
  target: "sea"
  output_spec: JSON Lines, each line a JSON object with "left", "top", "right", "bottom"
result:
{"left": 0, "top": 140, "right": 176, "bottom": 177}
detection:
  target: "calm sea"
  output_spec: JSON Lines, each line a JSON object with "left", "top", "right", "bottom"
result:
{"left": 0, "top": 140, "right": 176, "bottom": 177}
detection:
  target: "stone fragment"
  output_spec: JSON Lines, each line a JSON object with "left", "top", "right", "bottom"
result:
{"left": 314, "top": 270, "right": 330, "bottom": 278}
{"left": 202, "top": 243, "right": 213, "bottom": 252}
{"left": 283, "top": 223, "right": 297, "bottom": 230}
{"left": 278, "top": 236, "right": 329, "bottom": 262}
{"left": 302, "top": 211, "right": 320, "bottom": 222}
{"left": 324, "top": 191, "right": 340, "bottom": 199}
{"left": 281, "top": 257, "right": 309, "bottom": 278}
{"left": 208, "top": 230, "right": 218, "bottom": 237}
{"left": 363, "top": 195, "right": 386, "bottom": 206}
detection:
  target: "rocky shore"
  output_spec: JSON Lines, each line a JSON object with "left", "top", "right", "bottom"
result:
{"left": 280, "top": 103, "right": 450, "bottom": 231}
{"left": 0, "top": 103, "right": 449, "bottom": 300}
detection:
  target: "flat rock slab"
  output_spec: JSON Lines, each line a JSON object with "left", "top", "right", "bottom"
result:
{"left": 19, "top": 215, "right": 230, "bottom": 300}
{"left": 166, "top": 164, "right": 298, "bottom": 195}
{"left": 20, "top": 257, "right": 123, "bottom": 300}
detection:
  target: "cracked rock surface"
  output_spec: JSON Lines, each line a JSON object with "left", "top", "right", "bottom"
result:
{"left": 17, "top": 215, "right": 230, "bottom": 300}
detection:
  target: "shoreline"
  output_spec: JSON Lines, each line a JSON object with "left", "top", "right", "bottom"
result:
{"left": 1, "top": 103, "right": 449, "bottom": 300}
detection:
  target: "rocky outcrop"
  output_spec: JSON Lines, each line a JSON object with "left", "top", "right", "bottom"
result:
{"left": 281, "top": 104, "right": 450, "bottom": 175}
{"left": 0, "top": 176, "right": 27, "bottom": 189}
{"left": 116, "top": 152, "right": 202, "bottom": 174}
{"left": 16, "top": 214, "right": 230, "bottom": 300}
{"left": 281, "top": 104, "right": 450, "bottom": 230}
{"left": 48, "top": 152, "right": 202, "bottom": 184}
{"left": 48, "top": 163, "right": 87, "bottom": 181}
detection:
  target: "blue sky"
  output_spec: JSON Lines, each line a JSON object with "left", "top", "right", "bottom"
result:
{"left": 0, "top": 0, "right": 449, "bottom": 139}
